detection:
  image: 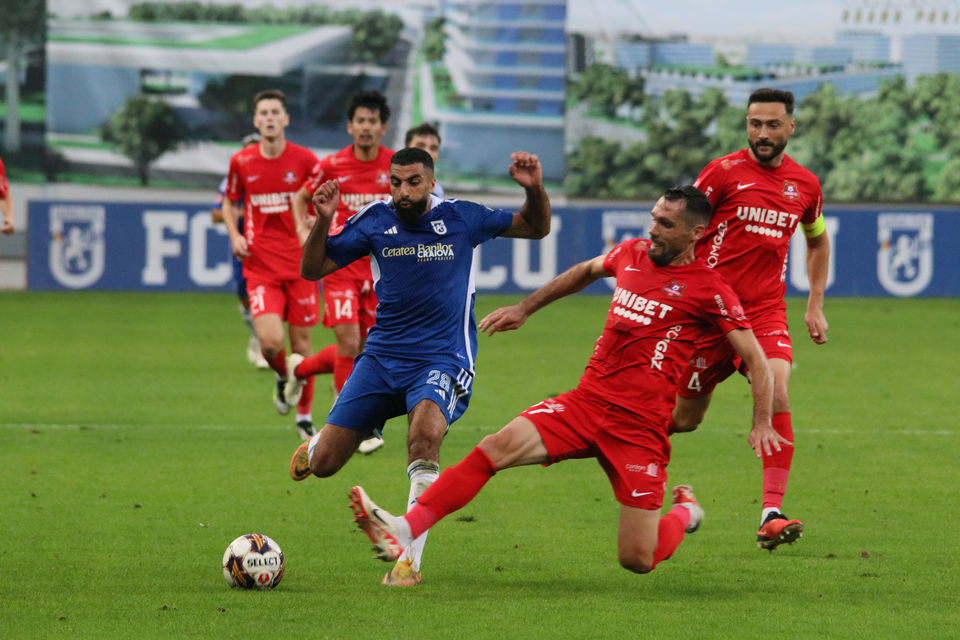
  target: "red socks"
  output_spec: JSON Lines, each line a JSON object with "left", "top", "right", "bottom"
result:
{"left": 265, "top": 349, "right": 287, "bottom": 377}
{"left": 762, "top": 412, "right": 794, "bottom": 510}
{"left": 295, "top": 344, "right": 336, "bottom": 378}
{"left": 404, "top": 447, "right": 497, "bottom": 539}
{"left": 296, "top": 376, "right": 315, "bottom": 414}
{"left": 651, "top": 506, "right": 690, "bottom": 569}
{"left": 333, "top": 354, "right": 354, "bottom": 393}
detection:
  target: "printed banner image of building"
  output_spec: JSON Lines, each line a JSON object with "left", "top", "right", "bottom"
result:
{"left": 45, "top": 18, "right": 357, "bottom": 180}
{"left": 420, "top": 1, "right": 567, "bottom": 182}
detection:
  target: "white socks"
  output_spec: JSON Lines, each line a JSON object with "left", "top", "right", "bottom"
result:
{"left": 400, "top": 458, "right": 440, "bottom": 571}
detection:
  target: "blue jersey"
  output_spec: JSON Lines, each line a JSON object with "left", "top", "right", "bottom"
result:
{"left": 326, "top": 195, "right": 513, "bottom": 369}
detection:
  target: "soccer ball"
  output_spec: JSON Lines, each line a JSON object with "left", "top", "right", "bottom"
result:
{"left": 222, "top": 533, "right": 285, "bottom": 589}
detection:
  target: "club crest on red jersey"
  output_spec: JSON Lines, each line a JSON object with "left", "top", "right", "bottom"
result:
{"left": 283, "top": 171, "right": 298, "bottom": 184}
{"left": 662, "top": 279, "right": 686, "bottom": 297}
{"left": 376, "top": 171, "right": 389, "bottom": 186}
{"left": 782, "top": 180, "right": 800, "bottom": 200}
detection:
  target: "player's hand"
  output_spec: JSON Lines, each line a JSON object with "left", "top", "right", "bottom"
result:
{"left": 748, "top": 422, "right": 791, "bottom": 458}
{"left": 311, "top": 180, "right": 339, "bottom": 224}
{"left": 803, "top": 307, "right": 829, "bottom": 344}
{"left": 0, "top": 219, "right": 13, "bottom": 235}
{"left": 230, "top": 234, "right": 249, "bottom": 260}
{"left": 479, "top": 304, "right": 529, "bottom": 336}
{"left": 507, "top": 151, "right": 543, "bottom": 189}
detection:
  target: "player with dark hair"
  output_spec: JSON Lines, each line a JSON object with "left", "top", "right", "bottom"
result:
{"left": 212, "top": 132, "right": 267, "bottom": 369}
{"left": 220, "top": 89, "right": 321, "bottom": 440}
{"left": 405, "top": 122, "right": 443, "bottom": 198}
{"left": 290, "top": 146, "right": 552, "bottom": 586}
{"left": 347, "top": 185, "right": 782, "bottom": 576}
{"left": 285, "top": 91, "right": 394, "bottom": 452}
{"left": 0, "top": 156, "right": 14, "bottom": 235}
{"left": 670, "top": 87, "right": 830, "bottom": 550}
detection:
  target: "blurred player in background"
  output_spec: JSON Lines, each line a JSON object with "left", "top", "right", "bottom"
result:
{"left": 290, "top": 147, "right": 551, "bottom": 586}
{"left": 0, "top": 156, "right": 14, "bottom": 235}
{"left": 285, "top": 91, "right": 393, "bottom": 454}
{"left": 405, "top": 122, "right": 443, "bottom": 198}
{"left": 670, "top": 88, "right": 830, "bottom": 550}
{"left": 348, "top": 186, "right": 782, "bottom": 576}
{"left": 211, "top": 132, "right": 268, "bottom": 370}
{"left": 221, "top": 89, "right": 320, "bottom": 440}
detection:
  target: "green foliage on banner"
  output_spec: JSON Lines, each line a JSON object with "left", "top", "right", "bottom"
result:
{"left": 566, "top": 72, "right": 960, "bottom": 202}
{"left": 424, "top": 17, "right": 447, "bottom": 63}
{"left": 125, "top": 2, "right": 402, "bottom": 64}
{"left": 100, "top": 97, "right": 187, "bottom": 186}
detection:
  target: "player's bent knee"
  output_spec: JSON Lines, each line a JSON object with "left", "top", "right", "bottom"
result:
{"left": 618, "top": 552, "right": 654, "bottom": 574}
{"left": 308, "top": 450, "right": 345, "bottom": 478}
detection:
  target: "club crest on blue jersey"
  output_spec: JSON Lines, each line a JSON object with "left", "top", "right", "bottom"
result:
{"left": 431, "top": 220, "right": 447, "bottom": 235}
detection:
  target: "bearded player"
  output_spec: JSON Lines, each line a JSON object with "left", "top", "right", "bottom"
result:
{"left": 348, "top": 186, "right": 782, "bottom": 575}
{"left": 670, "top": 88, "right": 830, "bottom": 550}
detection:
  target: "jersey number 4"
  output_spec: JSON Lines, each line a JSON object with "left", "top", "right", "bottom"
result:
{"left": 687, "top": 371, "right": 703, "bottom": 393}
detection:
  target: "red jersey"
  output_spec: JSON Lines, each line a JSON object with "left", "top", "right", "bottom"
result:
{"left": 305, "top": 145, "right": 393, "bottom": 278}
{"left": 0, "top": 157, "right": 9, "bottom": 198}
{"left": 226, "top": 141, "right": 319, "bottom": 280}
{"left": 577, "top": 239, "right": 751, "bottom": 431}
{"left": 694, "top": 148, "right": 822, "bottom": 316}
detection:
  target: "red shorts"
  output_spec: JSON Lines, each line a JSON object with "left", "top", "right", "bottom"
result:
{"left": 677, "top": 312, "right": 792, "bottom": 399}
{"left": 246, "top": 275, "right": 320, "bottom": 327}
{"left": 321, "top": 265, "right": 377, "bottom": 337}
{"left": 520, "top": 387, "right": 670, "bottom": 510}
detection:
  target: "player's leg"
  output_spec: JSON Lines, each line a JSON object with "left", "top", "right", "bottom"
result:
{"left": 252, "top": 310, "right": 291, "bottom": 415}
{"left": 756, "top": 354, "right": 803, "bottom": 549}
{"left": 236, "top": 252, "right": 267, "bottom": 369}
{"left": 283, "top": 279, "right": 320, "bottom": 438}
{"left": 382, "top": 398, "right": 447, "bottom": 586}
{"left": 287, "top": 324, "right": 316, "bottom": 439}
{"left": 300, "top": 423, "right": 366, "bottom": 477}
{"left": 350, "top": 415, "right": 550, "bottom": 563}
{"left": 669, "top": 339, "right": 736, "bottom": 434}
{"left": 617, "top": 486, "right": 703, "bottom": 574}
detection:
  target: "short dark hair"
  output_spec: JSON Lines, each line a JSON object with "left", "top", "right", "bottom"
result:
{"left": 391, "top": 147, "right": 434, "bottom": 173}
{"left": 253, "top": 89, "right": 287, "bottom": 110}
{"left": 347, "top": 90, "right": 390, "bottom": 123}
{"left": 662, "top": 185, "right": 712, "bottom": 227}
{"left": 405, "top": 122, "right": 441, "bottom": 146}
{"left": 748, "top": 88, "right": 795, "bottom": 115}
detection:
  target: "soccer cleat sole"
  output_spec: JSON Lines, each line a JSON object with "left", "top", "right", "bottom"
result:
{"left": 381, "top": 561, "right": 422, "bottom": 587}
{"left": 348, "top": 486, "right": 404, "bottom": 562}
{"left": 757, "top": 522, "right": 804, "bottom": 550}
{"left": 289, "top": 443, "right": 312, "bottom": 481}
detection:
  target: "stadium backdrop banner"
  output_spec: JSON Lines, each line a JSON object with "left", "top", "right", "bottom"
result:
{"left": 27, "top": 201, "right": 960, "bottom": 297}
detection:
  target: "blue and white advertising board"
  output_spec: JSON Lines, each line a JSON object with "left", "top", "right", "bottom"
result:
{"left": 28, "top": 200, "right": 960, "bottom": 297}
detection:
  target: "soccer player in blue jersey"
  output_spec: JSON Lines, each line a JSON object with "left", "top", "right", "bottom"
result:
{"left": 289, "top": 146, "right": 550, "bottom": 586}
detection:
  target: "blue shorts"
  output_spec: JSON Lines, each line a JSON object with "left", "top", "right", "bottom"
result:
{"left": 325, "top": 353, "right": 474, "bottom": 436}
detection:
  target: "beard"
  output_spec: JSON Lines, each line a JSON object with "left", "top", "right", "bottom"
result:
{"left": 648, "top": 242, "right": 680, "bottom": 267}
{"left": 395, "top": 197, "right": 429, "bottom": 224}
{"left": 749, "top": 138, "right": 787, "bottom": 163}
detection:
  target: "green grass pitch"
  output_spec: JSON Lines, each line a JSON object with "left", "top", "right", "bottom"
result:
{"left": 1, "top": 292, "right": 958, "bottom": 638}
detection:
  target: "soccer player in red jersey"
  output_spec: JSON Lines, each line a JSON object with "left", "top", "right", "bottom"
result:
{"left": 0, "top": 156, "right": 14, "bottom": 235}
{"left": 347, "top": 186, "right": 784, "bottom": 575}
{"left": 221, "top": 89, "right": 321, "bottom": 440}
{"left": 670, "top": 88, "right": 830, "bottom": 550}
{"left": 284, "top": 92, "right": 393, "bottom": 450}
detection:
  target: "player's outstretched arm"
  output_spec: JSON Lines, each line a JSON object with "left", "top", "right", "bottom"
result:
{"left": 501, "top": 151, "right": 550, "bottom": 239}
{"left": 726, "top": 328, "right": 785, "bottom": 457}
{"left": 479, "top": 255, "right": 607, "bottom": 336}
{"left": 804, "top": 232, "right": 830, "bottom": 344}
{"left": 301, "top": 180, "right": 341, "bottom": 281}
